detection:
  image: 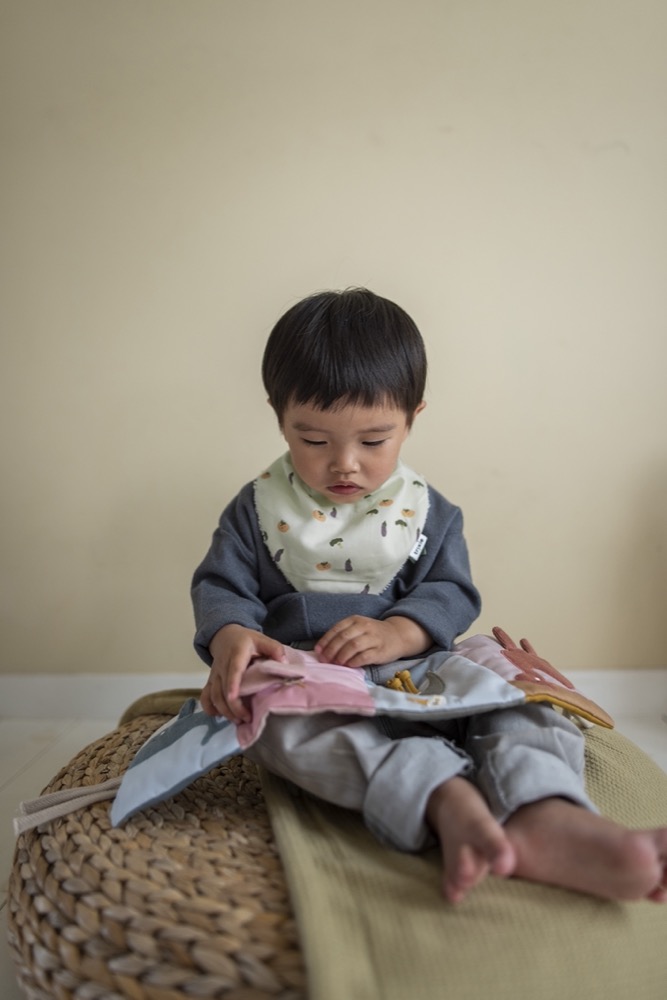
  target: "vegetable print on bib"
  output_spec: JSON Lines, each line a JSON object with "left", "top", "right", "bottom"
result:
{"left": 253, "top": 454, "right": 430, "bottom": 595}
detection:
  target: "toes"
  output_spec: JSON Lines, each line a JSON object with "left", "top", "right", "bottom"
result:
{"left": 442, "top": 829, "right": 515, "bottom": 902}
{"left": 646, "top": 863, "right": 667, "bottom": 903}
{"left": 444, "top": 845, "right": 489, "bottom": 904}
{"left": 490, "top": 842, "right": 516, "bottom": 878}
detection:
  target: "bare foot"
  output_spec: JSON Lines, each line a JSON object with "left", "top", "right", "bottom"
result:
{"left": 505, "top": 798, "right": 667, "bottom": 902}
{"left": 426, "top": 776, "right": 516, "bottom": 903}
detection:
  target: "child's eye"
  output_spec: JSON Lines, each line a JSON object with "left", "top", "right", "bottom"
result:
{"left": 362, "top": 439, "right": 387, "bottom": 448}
{"left": 302, "top": 438, "right": 327, "bottom": 447}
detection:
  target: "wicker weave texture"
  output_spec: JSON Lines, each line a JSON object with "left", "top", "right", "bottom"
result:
{"left": 7, "top": 715, "right": 306, "bottom": 1000}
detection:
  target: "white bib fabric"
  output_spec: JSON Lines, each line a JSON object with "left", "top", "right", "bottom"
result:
{"left": 253, "top": 453, "right": 430, "bottom": 594}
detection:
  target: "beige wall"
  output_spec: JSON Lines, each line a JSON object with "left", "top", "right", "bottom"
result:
{"left": 1, "top": 0, "right": 666, "bottom": 675}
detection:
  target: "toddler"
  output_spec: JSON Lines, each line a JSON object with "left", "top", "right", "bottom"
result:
{"left": 192, "top": 288, "right": 667, "bottom": 904}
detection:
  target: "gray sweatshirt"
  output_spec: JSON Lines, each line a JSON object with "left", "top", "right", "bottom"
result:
{"left": 192, "top": 480, "right": 481, "bottom": 664}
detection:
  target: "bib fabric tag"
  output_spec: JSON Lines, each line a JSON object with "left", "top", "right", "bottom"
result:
{"left": 409, "top": 534, "right": 427, "bottom": 562}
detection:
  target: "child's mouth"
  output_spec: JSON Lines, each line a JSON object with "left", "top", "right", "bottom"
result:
{"left": 328, "top": 483, "right": 362, "bottom": 496}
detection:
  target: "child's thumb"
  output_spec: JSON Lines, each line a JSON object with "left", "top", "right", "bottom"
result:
{"left": 258, "top": 633, "right": 288, "bottom": 661}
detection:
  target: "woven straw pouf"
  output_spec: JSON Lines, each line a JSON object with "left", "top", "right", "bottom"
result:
{"left": 7, "top": 713, "right": 306, "bottom": 1000}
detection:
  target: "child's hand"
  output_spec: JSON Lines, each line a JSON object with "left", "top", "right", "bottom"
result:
{"left": 201, "top": 624, "right": 287, "bottom": 722}
{"left": 315, "top": 615, "right": 431, "bottom": 668}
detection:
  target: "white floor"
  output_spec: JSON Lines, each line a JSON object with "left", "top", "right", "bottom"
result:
{"left": 1, "top": 673, "right": 666, "bottom": 999}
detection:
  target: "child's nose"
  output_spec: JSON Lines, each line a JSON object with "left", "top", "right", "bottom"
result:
{"left": 330, "top": 448, "right": 360, "bottom": 474}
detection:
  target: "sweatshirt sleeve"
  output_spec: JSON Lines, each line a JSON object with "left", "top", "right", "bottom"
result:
{"left": 191, "top": 485, "right": 269, "bottom": 664}
{"left": 381, "top": 490, "right": 481, "bottom": 650}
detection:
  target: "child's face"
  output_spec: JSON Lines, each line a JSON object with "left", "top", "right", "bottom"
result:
{"left": 280, "top": 399, "right": 423, "bottom": 504}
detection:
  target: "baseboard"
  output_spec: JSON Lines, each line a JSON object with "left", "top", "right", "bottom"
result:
{"left": 0, "top": 672, "right": 207, "bottom": 720}
{"left": 0, "top": 669, "right": 665, "bottom": 721}
{"left": 566, "top": 670, "right": 667, "bottom": 720}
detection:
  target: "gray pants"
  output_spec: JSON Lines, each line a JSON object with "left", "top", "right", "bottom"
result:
{"left": 246, "top": 703, "right": 593, "bottom": 851}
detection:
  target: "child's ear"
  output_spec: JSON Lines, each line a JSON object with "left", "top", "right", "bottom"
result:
{"left": 411, "top": 401, "right": 426, "bottom": 424}
{"left": 268, "top": 397, "right": 284, "bottom": 433}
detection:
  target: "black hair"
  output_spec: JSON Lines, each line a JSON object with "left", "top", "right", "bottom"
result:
{"left": 262, "top": 288, "right": 427, "bottom": 424}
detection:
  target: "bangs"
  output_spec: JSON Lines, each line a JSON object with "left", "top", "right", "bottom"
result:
{"left": 262, "top": 289, "right": 427, "bottom": 421}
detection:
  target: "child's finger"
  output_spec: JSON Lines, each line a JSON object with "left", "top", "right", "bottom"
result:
{"left": 314, "top": 624, "right": 345, "bottom": 660}
{"left": 200, "top": 684, "right": 216, "bottom": 717}
{"left": 202, "top": 677, "right": 231, "bottom": 719}
{"left": 316, "top": 620, "right": 363, "bottom": 662}
{"left": 324, "top": 632, "right": 377, "bottom": 667}
{"left": 225, "top": 671, "right": 251, "bottom": 723}
{"left": 323, "top": 616, "right": 369, "bottom": 642}
{"left": 255, "top": 634, "right": 288, "bottom": 662}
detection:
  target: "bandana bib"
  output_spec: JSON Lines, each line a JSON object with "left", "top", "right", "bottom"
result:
{"left": 253, "top": 454, "right": 430, "bottom": 594}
